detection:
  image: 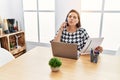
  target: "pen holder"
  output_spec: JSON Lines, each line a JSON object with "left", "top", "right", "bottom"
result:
{"left": 90, "top": 49, "right": 99, "bottom": 63}
{"left": 93, "top": 54, "right": 99, "bottom": 63}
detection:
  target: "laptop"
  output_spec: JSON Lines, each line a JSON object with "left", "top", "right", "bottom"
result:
{"left": 50, "top": 38, "right": 104, "bottom": 59}
{"left": 50, "top": 41, "right": 79, "bottom": 60}
{"left": 80, "top": 38, "right": 104, "bottom": 54}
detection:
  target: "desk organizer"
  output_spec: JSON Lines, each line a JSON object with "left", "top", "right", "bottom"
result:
{"left": 90, "top": 49, "right": 99, "bottom": 63}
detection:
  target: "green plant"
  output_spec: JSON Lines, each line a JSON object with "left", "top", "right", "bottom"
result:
{"left": 10, "top": 42, "right": 14, "bottom": 50}
{"left": 49, "top": 57, "right": 62, "bottom": 68}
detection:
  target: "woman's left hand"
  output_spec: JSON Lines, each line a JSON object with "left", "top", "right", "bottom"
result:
{"left": 95, "top": 46, "right": 103, "bottom": 53}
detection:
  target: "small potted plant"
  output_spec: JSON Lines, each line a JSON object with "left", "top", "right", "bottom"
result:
{"left": 49, "top": 57, "right": 62, "bottom": 72}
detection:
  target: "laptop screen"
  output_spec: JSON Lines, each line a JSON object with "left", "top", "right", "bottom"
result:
{"left": 50, "top": 41, "right": 79, "bottom": 60}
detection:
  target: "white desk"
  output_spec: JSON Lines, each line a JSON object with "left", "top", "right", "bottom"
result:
{"left": 0, "top": 46, "right": 120, "bottom": 80}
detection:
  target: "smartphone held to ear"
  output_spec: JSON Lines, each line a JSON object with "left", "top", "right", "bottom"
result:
{"left": 65, "top": 18, "right": 69, "bottom": 26}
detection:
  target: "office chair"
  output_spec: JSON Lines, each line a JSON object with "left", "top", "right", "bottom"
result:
{"left": 0, "top": 48, "right": 15, "bottom": 67}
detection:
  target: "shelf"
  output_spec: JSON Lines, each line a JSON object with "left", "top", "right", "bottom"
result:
{"left": 10, "top": 46, "right": 26, "bottom": 55}
{"left": 0, "top": 31, "right": 26, "bottom": 58}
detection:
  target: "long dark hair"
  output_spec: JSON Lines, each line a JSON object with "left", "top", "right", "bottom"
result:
{"left": 65, "top": 9, "right": 81, "bottom": 28}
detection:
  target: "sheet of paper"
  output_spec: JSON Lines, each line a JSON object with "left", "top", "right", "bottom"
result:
{"left": 80, "top": 38, "right": 104, "bottom": 54}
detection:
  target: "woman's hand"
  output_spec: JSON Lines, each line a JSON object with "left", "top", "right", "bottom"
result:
{"left": 53, "top": 22, "right": 67, "bottom": 42}
{"left": 95, "top": 46, "right": 103, "bottom": 53}
{"left": 59, "top": 22, "right": 67, "bottom": 31}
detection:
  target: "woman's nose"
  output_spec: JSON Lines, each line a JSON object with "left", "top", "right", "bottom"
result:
{"left": 70, "top": 17, "right": 74, "bottom": 20}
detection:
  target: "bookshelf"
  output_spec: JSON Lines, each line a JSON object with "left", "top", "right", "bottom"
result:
{"left": 0, "top": 31, "right": 26, "bottom": 58}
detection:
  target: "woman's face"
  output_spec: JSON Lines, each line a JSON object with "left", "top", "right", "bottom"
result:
{"left": 67, "top": 12, "right": 79, "bottom": 27}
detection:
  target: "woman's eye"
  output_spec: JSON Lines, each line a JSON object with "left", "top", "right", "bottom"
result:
{"left": 68, "top": 16, "right": 72, "bottom": 18}
{"left": 73, "top": 16, "right": 77, "bottom": 19}
{"left": 68, "top": 15, "right": 77, "bottom": 19}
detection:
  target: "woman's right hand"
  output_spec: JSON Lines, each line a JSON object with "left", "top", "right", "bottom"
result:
{"left": 53, "top": 22, "right": 67, "bottom": 42}
{"left": 59, "top": 22, "right": 67, "bottom": 31}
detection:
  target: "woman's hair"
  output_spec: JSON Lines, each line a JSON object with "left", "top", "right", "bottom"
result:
{"left": 66, "top": 9, "right": 81, "bottom": 28}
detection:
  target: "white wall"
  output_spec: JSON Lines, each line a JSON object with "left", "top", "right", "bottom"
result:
{"left": 55, "top": 0, "right": 81, "bottom": 32}
{"left": 0, "top": 0, "right": 24, "bottom": 30}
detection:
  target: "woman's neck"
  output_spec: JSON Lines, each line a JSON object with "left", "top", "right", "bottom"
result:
{"left": 67, "top": 26, "right": 77, "bottom": 33}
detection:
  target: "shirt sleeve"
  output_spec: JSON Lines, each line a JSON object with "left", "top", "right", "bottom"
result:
{"left": 54, "top": 30, "right": 59, "bottom": 38}
{"left": 83, "top": 29, "right": 89, "bottom": 46}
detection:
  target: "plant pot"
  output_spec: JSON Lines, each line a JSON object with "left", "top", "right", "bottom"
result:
{"left": 51, "top": 67, "right": 60, "bottom": 72}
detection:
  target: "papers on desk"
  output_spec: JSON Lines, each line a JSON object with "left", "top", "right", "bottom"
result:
{"left": 80, "top": 38, "right": 104, "bottom": 54}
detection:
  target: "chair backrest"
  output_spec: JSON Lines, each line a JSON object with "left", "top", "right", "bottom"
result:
{"left": 0, "top": 48, "right": 15, "bottom": 67}
{"left": 116, "top": 46, "right": 120, "bottom": 55}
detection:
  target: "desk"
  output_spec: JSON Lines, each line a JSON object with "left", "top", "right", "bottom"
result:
{"left": 0, "top": 46, "right": 120, "bottom": 80}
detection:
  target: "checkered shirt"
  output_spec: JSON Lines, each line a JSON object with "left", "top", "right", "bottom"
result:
{"left": 60, "top": 28, "right": 89, "bottom": 51}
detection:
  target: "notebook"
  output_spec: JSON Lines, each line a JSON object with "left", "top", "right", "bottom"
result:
{"left": 80, "top": 38, "right": 104, "bottom": 54}
{"left": 50, "top": 41, "right": 79, "bottom": 60}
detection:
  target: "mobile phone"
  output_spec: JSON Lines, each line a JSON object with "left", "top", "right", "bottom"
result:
{"left": 65, "top": 18, "right": 69, "bottom": 26}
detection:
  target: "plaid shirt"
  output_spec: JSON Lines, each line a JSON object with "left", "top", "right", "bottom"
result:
{"left": 60, "top": 28, "right": 89, "bottom": 51}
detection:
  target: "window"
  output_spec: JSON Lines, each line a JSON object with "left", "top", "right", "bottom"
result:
{"left": 38, "top": 0, "right": 55, "bottom": 10}
{"left": 23, "top": 0, "right": 37, "bottom": 10}
{"left": 81, "top": 0, "right": 102, "bottom": 11}
{"left": 81, "top": 0, "right": 120, "bottom": 51}
{"left": 102, "top": 13, "right": 120, "bottom": 50}
{"left": 81, "top": 13, "right": 101, "bottom": 37}
{"left": 23, "top": 0, "right": 55, "bottom": 43}
{"left": 104, "top": 0, "right": 120, "bottom": 10}
{"left": 39, "top": 12, "right": 55, "bottom": 43}
{"left": 24, "top": 12, "right": 38, "bottom": 42}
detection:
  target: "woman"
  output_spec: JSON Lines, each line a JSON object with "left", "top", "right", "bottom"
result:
{"left": 53, "top": 9, "right": 103, "bottom": 53}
